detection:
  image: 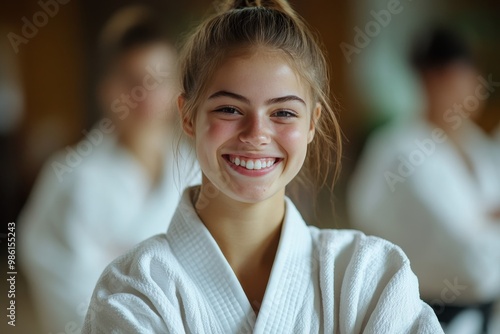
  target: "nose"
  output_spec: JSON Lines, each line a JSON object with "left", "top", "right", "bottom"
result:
{"left": 238, "top": 114, "right": 271, "bottom": 147}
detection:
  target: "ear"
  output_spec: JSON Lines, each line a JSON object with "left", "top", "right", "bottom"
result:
{"left": 178, "top": 94, "right": 195, "bottom": 138}
{"left": 308, "top": 102, "right": 321, "bottom": 144}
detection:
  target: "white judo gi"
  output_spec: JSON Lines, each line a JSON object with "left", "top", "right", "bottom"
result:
{"left": 348, "top": 118, "right": 500, "bottom": 333}
{"left": 82, "top": 186, "right": 442, "bottom": 334}
{"left": 19, "top": 130, "right": 198, "bottom": 333}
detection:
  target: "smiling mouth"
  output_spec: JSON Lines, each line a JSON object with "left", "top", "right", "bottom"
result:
{"left": 222, "top": 154, "right": 282, "bottom": 171}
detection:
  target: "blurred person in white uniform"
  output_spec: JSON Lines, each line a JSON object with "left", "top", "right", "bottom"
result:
{"left": 18, "top": 6, "right": 198, "bottom": 333}
{"left": 348, "top": 28, "right": 500, "bottom": 334}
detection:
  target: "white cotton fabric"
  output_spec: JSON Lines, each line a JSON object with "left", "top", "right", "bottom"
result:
{"left": 19, "top": 129, "right": 199, "bottom": 333}
{"left": 83, "top": 186, "right": 442, "bottom": 334}
{"left": 348, "top": 118, "right": 500, "bottom": 333}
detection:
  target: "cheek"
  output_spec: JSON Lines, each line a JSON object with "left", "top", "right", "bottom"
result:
{"left": 207, "top": 121, "right": 233, "bottom": 141}
{"left": 454, "top": 75, "right": 475, "bottom": 98}
{"left": 201, "top": 119, "right": 235, "bottom": 146}
{"left": 149, "top": 89, "right": 173, "bottom": 107}
{"left": 277, "top": 124, "right": 309, "bottom": 160}
{"left": 195, "top": 117, "right": 236, "bottom": 160}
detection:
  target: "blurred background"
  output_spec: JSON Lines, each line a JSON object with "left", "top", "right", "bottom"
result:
{"left": 0, "top": 0, "right": 498, "bottom": 332}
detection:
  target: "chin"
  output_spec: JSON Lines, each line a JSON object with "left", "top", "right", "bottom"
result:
{"left": 223, "top": 182, "right": 279, "bottom": 204}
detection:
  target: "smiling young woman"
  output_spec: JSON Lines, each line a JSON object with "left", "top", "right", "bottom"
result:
{"left": 82, "top": 1, "right": 444, "bottom": 333}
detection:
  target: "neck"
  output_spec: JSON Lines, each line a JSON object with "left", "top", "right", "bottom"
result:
{"left": 426, "top": 108, "right": 477, "bottom": 176}
{"left": 118, "top": 121, "right": 170, "bottom": 185}
{"left": 426, "top": 105, "right": 460, "bottom": 140}
{"left": 194, "top": 181, "right": 285, "bottom": 275}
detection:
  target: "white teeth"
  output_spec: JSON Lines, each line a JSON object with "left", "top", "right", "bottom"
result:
{"left": 227, "top": 155, "right": 277, "bottom": 170}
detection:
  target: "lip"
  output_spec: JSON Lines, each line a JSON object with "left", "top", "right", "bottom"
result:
{"left": 222, "top": 154, "right": 282, "bottom": 177}
{"left": 224, "top": 152, "right": 282, "bottom": 159}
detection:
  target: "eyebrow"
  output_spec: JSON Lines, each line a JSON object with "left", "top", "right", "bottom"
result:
{"left": 208, "top": 90, "right": 306, "bottom": 106}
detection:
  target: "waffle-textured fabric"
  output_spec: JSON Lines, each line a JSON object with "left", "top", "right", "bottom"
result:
{"left": 83, "top": 187, "right": 443, "bottom": 333}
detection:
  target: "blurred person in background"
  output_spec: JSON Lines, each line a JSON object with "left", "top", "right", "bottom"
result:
{"left": 348, "top": 28, "right": 500, "bottom": 334}
{"left": 18, "top": 6, "right": 198, "bottom": 333}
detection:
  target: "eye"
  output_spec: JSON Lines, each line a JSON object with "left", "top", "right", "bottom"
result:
{"left": 272, "top": 110, "right": 298, "bottom": 118}
{"left": 214, "top": 106, "right": 241, "bottom": 115}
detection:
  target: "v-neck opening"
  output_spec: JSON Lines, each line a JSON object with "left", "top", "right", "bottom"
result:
{"left": 167, "top": 187, "right": 315, "bottom": 333}
{"left": 167, "top": 189, "right": 257, "bottom": 332}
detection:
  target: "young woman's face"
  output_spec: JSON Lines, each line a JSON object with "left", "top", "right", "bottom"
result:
{"left": 100, "top": 43, "right": 177, "bottom": 128}
{"left": 186, "top": 50, "right": 318, "bottom": 203}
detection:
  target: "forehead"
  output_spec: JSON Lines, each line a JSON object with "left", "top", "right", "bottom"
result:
{"left": 205, "top": 49, "right": 310, "bottom": 104}
{"left": 117, "top": 43, "right": 176, "bottom": 72}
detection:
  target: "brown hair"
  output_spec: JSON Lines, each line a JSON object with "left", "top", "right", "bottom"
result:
{"left": 98, "top": 6, "right": 173, "bottom": 77}
{"left": 178, "top": 0, "right": 342, "bottom": 191}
